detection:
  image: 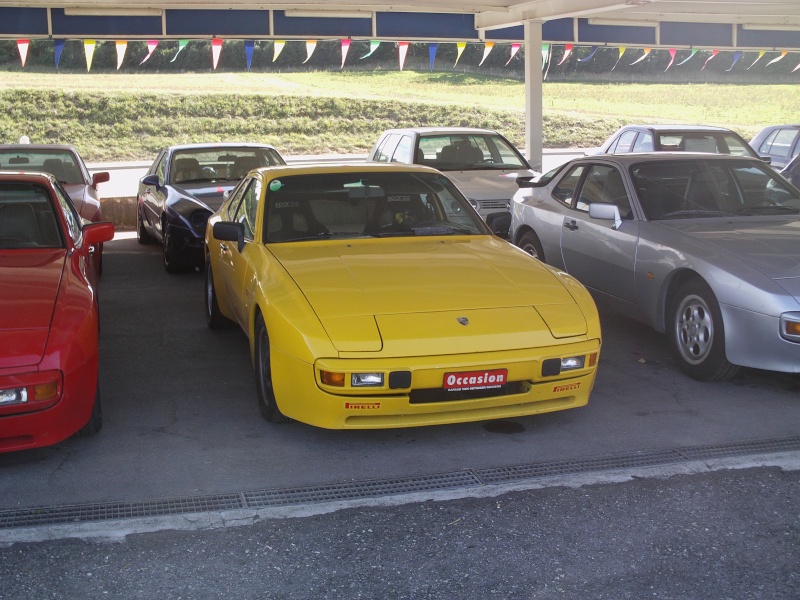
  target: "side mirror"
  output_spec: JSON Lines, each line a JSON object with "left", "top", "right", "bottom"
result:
{"left": 759, "top": 155, "right": 772, "bottom": 164}
{"left": 213, "top": 221, "right": 245, "bottom": 253}
{"left": 142, "top": 174, "right": 161, "bottom": 189}
{"left": 516, "top": 175, "right": 536, "bottom": 188}
{"left": 485, "top": 211, "right": 511, "bottom": 240}
{"left": 588, "top": 203, "right": 623, "bottom": 231}
{"left": 83, "top": 221, "right": 115, "bottom": 246}
{"left": 92, "top": 171, "right": 110, "bottom": 187}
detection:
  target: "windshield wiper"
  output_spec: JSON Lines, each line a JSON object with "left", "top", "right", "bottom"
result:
{"left": 662, "top": 209, "right": 730, "bottom": 218}
{"left": 735, "top": 205, "right": 800, "bottom": 215}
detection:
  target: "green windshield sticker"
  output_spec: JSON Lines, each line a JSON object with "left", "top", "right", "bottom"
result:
{"left": 269, "top": 180, "right": 283, "bottom": 192}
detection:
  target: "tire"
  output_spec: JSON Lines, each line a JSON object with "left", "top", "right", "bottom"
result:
{"left": 205, "top": 256, "right": 231, "bottom": 329}
{"left": 136, "top": 206, "right": 154, "bottom": 245}
{"left": 669, "top": 279, "right": 739, "bottom": 381}
{"left": 518, "top": 230, "right": 545, "bottom": 262}
{"left": 254, "top": 314, "right": 289, "bottom": 423}
{"left": 77, "top": 385, "right": 103, "bottom": 436}
{"left": 162, "top": 224, "right": 187, "bottom": 274}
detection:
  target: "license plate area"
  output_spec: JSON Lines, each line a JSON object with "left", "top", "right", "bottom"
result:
{"left": 443, "top": 369, "right": 508, "bottom": 392}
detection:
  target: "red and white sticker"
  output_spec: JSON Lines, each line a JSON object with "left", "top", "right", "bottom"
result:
{"left": 345, "top": 402, "right": 381, "bottom": 410}
{"left": 444, "top": 369, "right": 508, "bottom": 391}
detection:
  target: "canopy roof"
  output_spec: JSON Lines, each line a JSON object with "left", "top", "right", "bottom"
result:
{"left": 1, "top": 1, "right": 799, "bottom": 48}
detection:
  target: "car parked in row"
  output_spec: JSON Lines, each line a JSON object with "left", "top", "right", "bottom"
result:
{"left": 137, "top": 143, "right": 286, "bottom": 272}
{"left": 0, "top": 172, "right": 115, "bottom": 452}
{"left": 507, "top": 153, "right": 800, "bottom": 381}
{"left": 590, "top": 124, "right": 761, "bottom": 159}
{"left": 205, "top": 163, "right": 601, "bottom": 428}
{"left": 367, "top": 127, "right": 538, "bottom": 219}
{"left": 750, "top": 124, "right": 800, "bottom": 169}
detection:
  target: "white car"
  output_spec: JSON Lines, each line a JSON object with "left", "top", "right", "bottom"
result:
{"left": 367, "top": 127, "right": 538, "bottom": 219}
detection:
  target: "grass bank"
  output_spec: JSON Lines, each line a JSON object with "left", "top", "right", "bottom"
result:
{"left": 1, "top": 71, "right": 795, "bottom": 162}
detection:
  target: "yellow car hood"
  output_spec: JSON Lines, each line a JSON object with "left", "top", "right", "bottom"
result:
{"left": 269, "top": 237, "right": 588, "bottom": 354}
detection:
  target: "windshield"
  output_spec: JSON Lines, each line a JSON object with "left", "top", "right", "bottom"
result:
{"left": 632, "top": 159, "right": 800, "bottom": 220}
{"left": 0, "top": 150, "right": 85, "bottom": 185}
{"left": 263, "top": 171, "right": 489, "bottom": 243}
{"left": 656, "top": 133, "right": 757, "bottom": 157}
{"left": 416, "top": 134, "right": 528, "bottom": 171}
{"left": 170, "top": 148, "right": 285, "bottom": 184}
{"left": 0, "top": 182, "right": 64, "bottom": 249}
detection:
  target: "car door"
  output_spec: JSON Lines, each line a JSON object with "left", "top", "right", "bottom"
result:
{"left": 217, "top": 176, "right": 261, "bottom": 328}
{"left": 559, "top": 164, "right": 639, "bottom": 303}
{"left": 142, "top": 151, "right": 168, "bottom": 236}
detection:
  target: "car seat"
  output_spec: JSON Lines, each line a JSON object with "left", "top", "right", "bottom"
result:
{"left": 42, "top": 159, "right": 67, "bottom": 182}
{"left": 231, "top": 156, "right": 260, "bottom": 179}
{"left": 172, "top": 157, "right": 201, "bottom": 183}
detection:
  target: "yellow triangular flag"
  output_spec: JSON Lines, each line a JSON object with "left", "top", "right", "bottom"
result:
{"left": 454, "top": 42, "right": 466, "bottom": 67}
{"left": 273, "top": 40, "right": 285, "bottom": 62}
{"left": 84, "top": 40, "right": 96, "bottom": 72}
{"left": 116, "top": 41, "right": 127, "bottom": 70}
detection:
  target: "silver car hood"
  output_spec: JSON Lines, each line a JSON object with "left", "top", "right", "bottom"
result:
{"left": 447, "top": 169, "right": 536, "bottom": 201}
{"left": 661, "top": 218, "right": 800, "bottom": 280}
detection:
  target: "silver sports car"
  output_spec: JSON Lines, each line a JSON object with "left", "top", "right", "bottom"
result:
{"left": 508, "top": 152, "right": 800, "bottom": 381}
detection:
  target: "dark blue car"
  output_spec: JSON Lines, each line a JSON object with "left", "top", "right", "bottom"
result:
{"left": 137, "top": 143, "right": 286, "bottom": 272}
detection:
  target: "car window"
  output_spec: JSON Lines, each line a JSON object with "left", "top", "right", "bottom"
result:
{"left": 263, "top": 171, "right": 487, "bottom": 243}
{"left": 574, "top": 165, "right": 632, "bottom": 218}
{"left": 169, "top": 148, "right": 284, "bottom": 184}
{"left": 632, "top": 133, "right": 653, "bottom": 152}
{"left": 770, "top": 129, "right": 800, "bottom": 160}
{"left": 720, "top": 134, "right": 754, "bottom": 157}
{"left": 632, "top": 159, "right": 800, "bottom": 219}
{"left": 552, "top": 165, "right": 586, "bottom": 206}
{"left": 231, "top": 178, "right": 261, "bottom": 240}
{"left": 612, "top": 130, "right": 638, "bottom": 153}
{"left": 392, "top": 135, "right": 413, "bottom": 164}
{"left": 0, "top": 150, "right": 85, "bottom": 185}
{"left": 756, "top": 129, "right": 780, "bottom": 154}
{"left": 0, "top": 182, "right": 64, "bottom": 248}
{"left": 52, "top": 180, "right": 83, "bottom": 242}
{"left": 154, "top": 153, "right": 167, "bottom": 183}
{"left": 373, "top": 134, "right": 401, "bottom": 163}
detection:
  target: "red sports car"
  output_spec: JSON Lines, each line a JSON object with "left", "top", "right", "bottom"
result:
{"left": 0, "top": 172, "right": 114, "bottom": 452}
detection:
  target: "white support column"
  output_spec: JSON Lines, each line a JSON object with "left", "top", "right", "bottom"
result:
{"left": 524, "top": 20, "right": 544, "bottom": 172}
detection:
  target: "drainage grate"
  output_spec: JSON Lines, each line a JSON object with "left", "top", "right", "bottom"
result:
{"left": 1, "top": 436, "right": 798, "bottom": 530}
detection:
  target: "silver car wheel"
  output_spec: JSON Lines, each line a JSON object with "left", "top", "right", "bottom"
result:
{"left": 674, "top": 292, "right": 714, "bottom": 365}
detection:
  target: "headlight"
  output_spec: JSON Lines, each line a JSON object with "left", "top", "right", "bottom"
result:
{"left": 780, "top": 312, "right": 800, "bottom": 342}
{"left": 351, "top": 373, "right": 384, "bottom": 387}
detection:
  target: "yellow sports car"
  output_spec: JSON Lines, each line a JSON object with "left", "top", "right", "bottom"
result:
{"left": 204, "top": 163, "right": 601, "bottom": 429}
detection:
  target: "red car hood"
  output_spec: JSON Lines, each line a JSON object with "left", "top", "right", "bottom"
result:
{"left": 0, "top": 250, "right": 66, "bottom": 368}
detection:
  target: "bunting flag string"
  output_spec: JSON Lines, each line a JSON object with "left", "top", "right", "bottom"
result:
{"left": 612, "top": 47, "right": 626, "bottom": 70}
{"left": 115, "top": 41, "right": 127, "bottom": 70}
{"left": 428, "top": 43, "right": 438, "bottom": 71}
{"left": 676, "top": 49, "right": 698, "bottom": 66}
{"left": 361, "top": 40, "right": 380, "bottom": 59}
{"left": 272, "top": 40, "right": 285, "bottom": 62}
{"left": 630, "top": 47, "right": 651, "bottom": 65}
{"left": 84, "top": 40, "right": 96, "bottom": 72}
{"left": 54, "top": 39, "right": 65, "bottom": 68}
{"left": 454, "top": 42, "right": 466, "bottom": 67}
{"left": 557, "top": 44, "right": 573, "bottom": 66}
{"left": 747, "top": 50, "right": 766, "bottom": 69}
{"left": 140, "top": 40, "right": 158, "bottom": 65}
{"left": 766, "top": 50, "right": 788, "bottom": 66}
{"left": 479, "top": 42, "right": 494, "bottom": 66}
{"left": 340, "top": 39, "right": 350, "bottom": 69}
{"left": 505, "top": 43, "right": 520, "bottom": 66}
{"left": 17, "top": 39, "right": 29, "bottom": 68}
{"left": 577, "top": 46, "right": 599, "bottom": 63}
{"left": 726, "top": 51, "right": 742, "bottom": 71}
{"left": 211, "top": 39, "right": 223, "bottom": 69}
{"left": 702, "top": 49, "right": 719, "bottom": 70}
{"left": 794, "top": 60, "right": 800, "bottom": 73}
{"left": 245, "top": 40, "right": 254, "bottom": 71}
{"left": 303, "top": 40, "right": 317, "bottom": 64}
{"left": 398, "top": 41, "right": 409, "bottom": 71}
{"left": 171, "top": 40, "right": 189, "bottom": 62}
{"left": 664, "top": 48, "right": 677, "bottom": 71}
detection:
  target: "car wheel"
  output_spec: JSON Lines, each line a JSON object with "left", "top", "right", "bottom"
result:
{"left": 136, "top": 206, "right": 154, "bottom": 245}
{"left": 205, "top": 256, "right": 231, "bottom": 329}
{"left": 255, "top": 314, "right": 289, "bottom": 423}
{"left": 669, "top": 279, "right": 739, "bottom": 381}
{"left": 77, "top": 384, "right": 103, "bottom": 436}
{"left": 518, "top": 231, "right": 545, "bottom": 262}
{"left": 162, "top": 225, "right": 186, "bottom": 274}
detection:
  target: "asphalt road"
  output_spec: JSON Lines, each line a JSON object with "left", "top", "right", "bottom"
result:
{"left": 1, "top": 232, "right": 799, "bottom": 598}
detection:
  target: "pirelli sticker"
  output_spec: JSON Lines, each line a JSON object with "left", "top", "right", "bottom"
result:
{"left": 345, "top": 402, "right": 381, "bottom": 410}
{"left": 553, "top": 383, "right": 582, "bottom": 393}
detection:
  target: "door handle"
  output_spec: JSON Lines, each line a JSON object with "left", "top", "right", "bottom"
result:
{"left": 564, "top": 220, "right": 579, "bottom": 231}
